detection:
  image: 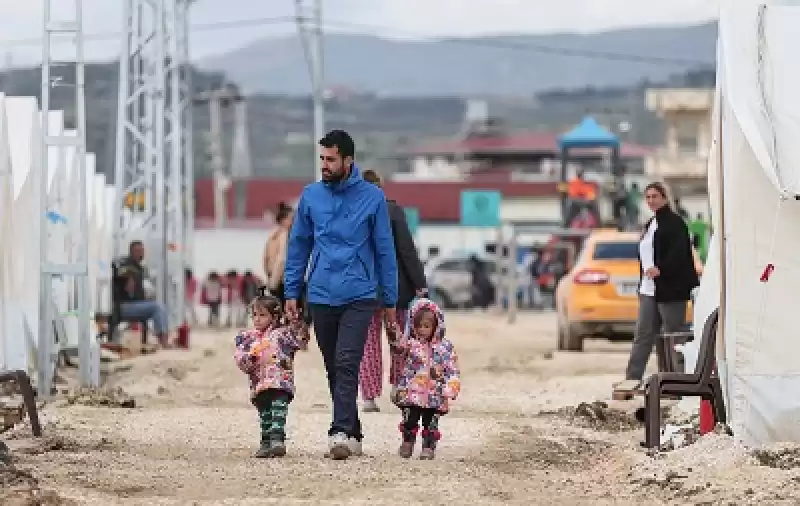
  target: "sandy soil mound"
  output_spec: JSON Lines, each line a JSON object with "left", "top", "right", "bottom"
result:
{"left": 753, "top": 444, "right": 800, "bottom": 470}
{"left": 539, "top": 401, "right": 642, "bottom": 432}
{"left": 65, "top": 387, "right": 136, "bottom": 409}
{"left": 0, "top": 461, "right": 72, "bottom": 506}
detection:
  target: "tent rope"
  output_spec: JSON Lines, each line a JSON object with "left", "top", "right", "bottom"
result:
{"left": 741, "top": 192, "right": 788, "bottom": 436}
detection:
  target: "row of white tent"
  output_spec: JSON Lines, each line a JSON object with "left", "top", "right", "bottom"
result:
{"left": 0, "top": 94, "right": 114, "bottom": 375}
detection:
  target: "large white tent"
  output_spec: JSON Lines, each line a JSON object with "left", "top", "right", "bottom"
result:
{"left": 0, "top": 93, "right": 112, "bottom": 376}
{"left": 694, "top": 1, "right": 800, "bottom": 445}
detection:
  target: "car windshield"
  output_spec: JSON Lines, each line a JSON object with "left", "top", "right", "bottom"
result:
{"left": 592, "top": 241, "right": 639, "bottom": 260}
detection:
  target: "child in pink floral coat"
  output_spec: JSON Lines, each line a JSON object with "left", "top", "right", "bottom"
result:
{"left": 234, "top": 292, "right": 309, "bottom": 458}
{"left": 389, "top": 297, "right": 461, "bottom": 460}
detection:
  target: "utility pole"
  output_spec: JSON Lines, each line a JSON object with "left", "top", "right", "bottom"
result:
{"left": 40, "top": 0, "right": 97, "bottom": 392}
{"left": 179, "top": 0, "right": 196, "bottom": 273}
{"left": 194, "top": 87, "right": 241, "bottom": 228}
{"left": 296, "top": 0, "right": 325, "bottom": 181}
{"left": 229, "top": 97, "right": 253, "bottom": 219}
{"left": 311, "top": 0, "right": 324, "bottom": 181}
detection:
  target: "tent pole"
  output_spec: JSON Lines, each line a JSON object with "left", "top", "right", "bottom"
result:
{"left": 716, "top": 92, "right": 727, "bottom": 355}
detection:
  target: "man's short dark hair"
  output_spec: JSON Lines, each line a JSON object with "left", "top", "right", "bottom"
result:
{"left": 319, "top": 129, "right": 355, "bottom": 159}
{"left": 129, "top": 240, "right": 143, "bottom": 253}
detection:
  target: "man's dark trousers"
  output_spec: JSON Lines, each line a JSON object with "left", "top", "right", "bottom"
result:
{"left": 310, "top": 299, "right": 377, "bottom": 440}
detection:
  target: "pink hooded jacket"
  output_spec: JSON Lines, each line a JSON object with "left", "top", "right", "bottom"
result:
{"left": 390, "top": 298, "right": 461, "bottom": 413}
{"left": 234, "top": 321, "right": 309, "bottom": 399}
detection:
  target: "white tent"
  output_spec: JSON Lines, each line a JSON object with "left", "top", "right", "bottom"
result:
{"left": 0, "top": 94, "right": 26, "bottom": 372}
{"left": 6, "top": 97, "right": 43, "bottom": 373}
{"left": 0, "top": 95, "right": 110, "bottom": 379}
{"left": 695, "top": 1, "right": 800, "bottom": 445}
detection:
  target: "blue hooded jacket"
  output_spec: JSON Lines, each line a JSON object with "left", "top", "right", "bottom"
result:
{"left": 284, "top": 164, "right": 399, "bottom": 307}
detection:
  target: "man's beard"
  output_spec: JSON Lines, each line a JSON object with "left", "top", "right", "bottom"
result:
{"left": 322, "top": 166, "right": 349, "bottom": 183}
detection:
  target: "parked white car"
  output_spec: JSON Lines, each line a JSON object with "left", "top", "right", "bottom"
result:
{"left": 424, "top": 253, "right": 532, "bottom": 309}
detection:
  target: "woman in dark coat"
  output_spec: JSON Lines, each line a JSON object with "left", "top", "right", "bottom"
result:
{"left": 625, "top": 182, "right": 700, "bottom": 381}
{"left": 359, "top": 170, "right": 428, "bottom": 412}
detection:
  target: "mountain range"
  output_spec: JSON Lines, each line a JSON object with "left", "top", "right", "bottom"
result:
{"left": 200, "top": 22, "right": 718, "bottom": 96}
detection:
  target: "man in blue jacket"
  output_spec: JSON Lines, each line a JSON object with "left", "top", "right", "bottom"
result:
{"left": 284, "top": 130, "right": 398, "bottom": 460}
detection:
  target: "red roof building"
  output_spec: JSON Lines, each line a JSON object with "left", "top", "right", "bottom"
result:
{"left": 194, "top": 178, "right": 565, "bottom": 225}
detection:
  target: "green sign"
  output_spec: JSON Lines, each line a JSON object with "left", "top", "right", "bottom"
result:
{"left": 460, "top": 190, "right": 501, "bottom": 227}
{"left": 404, "top": 207, "right": 420, "bottom": 236}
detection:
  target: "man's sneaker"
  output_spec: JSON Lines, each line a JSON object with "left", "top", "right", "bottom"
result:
{"left": 328, "top": 433, "right": 351, "bottom": 460}
{"left": 347, "top": 437, "right": 363, "bottom": 457}
{"left": 362, "top": 399, "right": 380, "bottom": 412}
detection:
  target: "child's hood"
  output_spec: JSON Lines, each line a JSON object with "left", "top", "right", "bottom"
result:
{"left": 406, "top": 297, "right": 446, "bottom": 341}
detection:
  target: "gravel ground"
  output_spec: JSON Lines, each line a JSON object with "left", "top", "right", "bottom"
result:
{"left": 3, "top": 312, "right": 800, "bottom": 505}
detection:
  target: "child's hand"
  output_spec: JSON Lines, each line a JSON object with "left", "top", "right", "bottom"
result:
{"left": 385, "top": 324, "right": 399, "bottom": 343}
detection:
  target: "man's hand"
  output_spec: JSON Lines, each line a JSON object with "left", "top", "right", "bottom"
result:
{"left": 285, "top": 299, "right": 299, "bottom": 321}
{"left": 645, "top": 267, "right": 660, "bottom": 279}
{"left": 383, "top": 307, "right": 397, "bottom": 332}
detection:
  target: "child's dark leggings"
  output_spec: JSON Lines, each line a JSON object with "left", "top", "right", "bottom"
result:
{"left": 253, "top": 389, "right": 292, "bottom": 443}
{"left": 401, "top": 406, "right": 440, "bottom": 432}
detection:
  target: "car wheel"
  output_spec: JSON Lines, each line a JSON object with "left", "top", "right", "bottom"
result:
{"left": 558, "top": 322, "right": 584, "bottom": 352}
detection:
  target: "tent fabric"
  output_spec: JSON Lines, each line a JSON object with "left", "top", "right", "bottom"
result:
{"left": 557, "top": 116, "right": 620, "bottom": 149}
{"left": 0, "top": 96, "right": 110, "bottom": 374}
{"left": 694, "top": 0, "right": 800, "bottom": 446}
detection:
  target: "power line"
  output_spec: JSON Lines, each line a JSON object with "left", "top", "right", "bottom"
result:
{"left": 0, "top": 15, "right": 711, "bottom": 67}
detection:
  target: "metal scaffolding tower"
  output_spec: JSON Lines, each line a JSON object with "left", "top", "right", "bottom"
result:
{"left": 40, "top": 0, "right": 97, "bottom": 392}
{"left": 113, "top": 0, "right": 194, "bottom": 330}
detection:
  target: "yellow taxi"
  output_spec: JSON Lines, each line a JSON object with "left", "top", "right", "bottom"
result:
{"left": 555, "top": 229, "right": 697, "bottom": 352}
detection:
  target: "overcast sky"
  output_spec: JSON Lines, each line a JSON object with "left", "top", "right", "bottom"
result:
{"left": 0, "top": 0, "right": 720, "bottom": 64}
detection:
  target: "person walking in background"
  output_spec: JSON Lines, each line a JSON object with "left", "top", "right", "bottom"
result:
{"left": 264, "top": 202, "right": 294, "bottom": 305}
{"left": 284, "top": 130, "right": 398, "bottom": 460}
{"left": 265, "top": 202, "right": 313, "bottom": 328}
{"left": 626, "top": 182, "right": 642, "bottom": 229}
{"left": 359, "top": 169, "right": 427, "bottom": 413}
{"left": 223, "top": 270, "right": 244, "bottom": 328}
{"left": 468, "top": 255, "right": 494, "bottom": 309}
{"left": 688, "top": 212, "right": 710, "bottom": 263}
{"left": 625, "top": 182, "right": 700, "bottom": 382}
{"left": 184, "top": 268, "right": 198, "bottom": 326}
{"left": 240, "top": 270, "right": 261, "bottom": 308}
{"left": 201, "top": 271, "right": 223, "bottom": 328}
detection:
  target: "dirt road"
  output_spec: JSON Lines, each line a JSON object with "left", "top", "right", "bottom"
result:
{"left": 3, "top": 312, "right": 799, "bottom": 505}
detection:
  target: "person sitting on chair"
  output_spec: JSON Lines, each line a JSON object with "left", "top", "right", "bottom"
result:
{"left": 118, "top": 240, "right": 171, "bottom": 347}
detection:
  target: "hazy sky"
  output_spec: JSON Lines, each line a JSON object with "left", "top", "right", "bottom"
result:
{"left": 0, "top": 0, "right": 719, "bottom": 64}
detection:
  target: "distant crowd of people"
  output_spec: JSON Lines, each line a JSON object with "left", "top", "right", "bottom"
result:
{"left": 185, "top": 268, "right": 262, "bottom": 328}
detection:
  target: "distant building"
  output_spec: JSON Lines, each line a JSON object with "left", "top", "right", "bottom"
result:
{"left": 393, "top": 127, "right": 652, "bottom": 183}
{"left": 645, "top": 88, "right": 714, "bottom": 197}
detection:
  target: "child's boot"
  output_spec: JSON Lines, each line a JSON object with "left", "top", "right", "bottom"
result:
{"left": 268, "top": 434, "right": 286, "bottom": 458}
{"left": 254, "top": 441, "right": 272, "bottom": 458}
{"left": 419, "top": 428, "right": 440, "bottom": 460}
{"left": 397, "top": 423, "right": 418, "bottom": 458}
